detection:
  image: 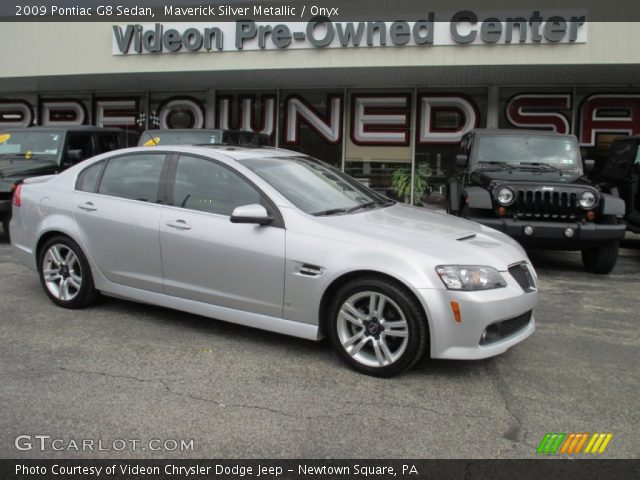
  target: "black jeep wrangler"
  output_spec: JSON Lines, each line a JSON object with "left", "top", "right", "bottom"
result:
{"left": 0, "top": 126, "right": 128, "bottom": 237}
{"left": 447, "top": 129, "right": 626, "bottom": 274}
{"left": 597, "top": 135, "right": 640, "bottom": 233}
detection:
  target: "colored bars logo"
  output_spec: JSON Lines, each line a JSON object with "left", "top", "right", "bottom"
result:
{"left": 537, "top": 433, "right": 613, "bottom": 455}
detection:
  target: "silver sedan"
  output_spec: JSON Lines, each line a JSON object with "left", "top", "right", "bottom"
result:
{"left": 10, "top": 146, "right": 537, "bottom": 376}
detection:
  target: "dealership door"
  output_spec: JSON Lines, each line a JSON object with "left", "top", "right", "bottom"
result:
{"left": 159, "top": 154, "right": 285, "bottom": 318}
{"left": 73, "top": 152, "right": 167, "bottom": 293}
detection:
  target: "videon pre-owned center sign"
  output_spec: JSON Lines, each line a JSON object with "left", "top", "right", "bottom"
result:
{"left": 112, "top": 11, "right": 587, "bottom": 55}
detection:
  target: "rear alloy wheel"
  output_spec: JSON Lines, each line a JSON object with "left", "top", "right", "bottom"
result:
{"left": 328, "top": 277, "right": 428, "bottom": 377}
{"left": 581, "top": 216, "right": 620, "bottom": 274}
{"left": 38, "top": 236, "right": 98, "bottom": 308}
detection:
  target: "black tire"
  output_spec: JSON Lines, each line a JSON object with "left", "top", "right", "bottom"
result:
{"left": 327, "top": 276, "right": 428, "bottom": 377}
{"left": 460, "top": 203, "right": 470, "bottom": 219}
{"left": 2, "top": 219, "right": 9, "bottom": 241}
{"left": 37, "top": 235, "right": 99, "bottom": 308}
{"left": 581, "top": 216, "right": 620, "bottom": 274}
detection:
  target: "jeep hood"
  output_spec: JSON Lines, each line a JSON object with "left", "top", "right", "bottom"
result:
{"left": 472, "top": 169, "right": 591, "bottom": 186}
{"left": 0, "top": 158, "right": 58, "bottom": 182}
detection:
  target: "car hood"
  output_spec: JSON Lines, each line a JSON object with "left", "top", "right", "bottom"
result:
{"left": 0, "top": 158, "right": 58, "bottom": 180}
{"left": 315, "top": 203, "right": 528, "bottom": 271}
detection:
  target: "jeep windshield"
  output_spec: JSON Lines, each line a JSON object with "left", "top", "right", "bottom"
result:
{"left": 238, "top": 156, "right": 393, "bottom": 216}
{"left": 0, "top": 131, "right": 62, "bottom": 161}
{"left": 475, "top": 134, "right": 580, "bottom": 172}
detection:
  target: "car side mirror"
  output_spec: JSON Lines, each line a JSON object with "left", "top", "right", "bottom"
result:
{"left": 456, "top": 154, "right": 468, "bottom": 169}
{"left": 584, "top": 159, "right": 595, "bottom": 172}
{"left": 230, "top": 204, "right": 273, "bottom": 225}
{"left": 67, "top": 149, "right": 84, "bottom": 163}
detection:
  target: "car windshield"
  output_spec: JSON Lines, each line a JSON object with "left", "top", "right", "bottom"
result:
{"left": 475, "top": 134, "right": 580, "bottom": 170}
{"left": 141, "top": 130, "right": 223, "bottom": 146}
{"left": 0, "top": 131, "right": 62, "bottom": 159}
{"left": 238, "top": 156, "right": 390, "bottom": 215}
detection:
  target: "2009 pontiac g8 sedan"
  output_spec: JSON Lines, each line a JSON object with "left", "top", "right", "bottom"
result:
{"left": 10, "top": 146, "right": 537, "bottom": 376}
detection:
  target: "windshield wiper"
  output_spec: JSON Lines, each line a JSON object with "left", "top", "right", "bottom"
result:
{"left": 345, "top": 199, "right": 393, "bottom": 213}
{"left": 478, "top": 161, "right": 514, "bottom": 171}
{"left": 312, "top": 207, "right": 349, "bottom": 216}
{"left": 519, "top": 162, "right": 566, "bottom": 173}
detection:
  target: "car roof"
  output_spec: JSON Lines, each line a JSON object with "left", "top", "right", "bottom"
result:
{"left": 471, "top": 128, "right": 574, "bottom": 138}
{"left": 126, "top": 145, "right": 302, "bottom": 161}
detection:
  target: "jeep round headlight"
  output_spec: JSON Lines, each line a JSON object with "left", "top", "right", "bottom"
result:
{"left": 496, "top": 187, "right": 515, "bottom": 206}
{"left": 579, "top": 191, "right": 597, "bottom": 209}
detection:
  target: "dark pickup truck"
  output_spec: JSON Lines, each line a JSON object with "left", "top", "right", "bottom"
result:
{"left": 0, "top": 126, "right": 128, "bottom": 236}
{"left": 447, "top": 129, "right": 626, "bottom": 274}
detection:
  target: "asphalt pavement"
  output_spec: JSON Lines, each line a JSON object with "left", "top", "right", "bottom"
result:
{"left": 0, "top": 230, "right": 638, "bottom": 459}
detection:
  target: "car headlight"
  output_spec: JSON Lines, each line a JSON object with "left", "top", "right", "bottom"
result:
{"left": 496, "top": 187, "right": 515, "bottom": 206}
{"left": 579, "top": 191, "right": 597, "bottom": 209}
{"left": 435, "top": 265, "right": 507, "bottom": 291}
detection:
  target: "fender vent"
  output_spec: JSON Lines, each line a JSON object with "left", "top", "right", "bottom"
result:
{"left": 297, "top": 264, "right": 324, "bottom": 277}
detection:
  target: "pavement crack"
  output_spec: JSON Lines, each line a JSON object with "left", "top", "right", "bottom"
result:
{"left": 58, "top": 367, "right": 297, "bottom": 419}
{"left": 484, "top": 362, "right": 524, "bottom": 445}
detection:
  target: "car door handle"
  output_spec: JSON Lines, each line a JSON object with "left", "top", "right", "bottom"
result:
{"left": 78, "top": 202, "right": 97, "bottom": 212}
{"left": 165, "top": 219, "right": 191, "bottom": 230}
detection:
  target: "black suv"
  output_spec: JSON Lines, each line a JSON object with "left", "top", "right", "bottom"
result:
{"left": 0, "top": 126, "right": 128, "bottom": 236}
{"left": 447, "top": 129, "right": 626, "bottom": 274}
{"left": 597, "top": 136, "right": 640, "bottom": 233}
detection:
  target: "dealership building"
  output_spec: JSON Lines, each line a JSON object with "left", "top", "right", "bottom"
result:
{"left": 1, "top": 7, "right": 640, "bottom": 203}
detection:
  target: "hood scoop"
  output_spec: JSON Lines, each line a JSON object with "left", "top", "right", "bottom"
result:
{"left": 455, "top": 232, "right": 477, "bottom": 241}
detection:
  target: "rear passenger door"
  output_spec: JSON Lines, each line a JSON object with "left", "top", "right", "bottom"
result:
{"left": 72, "top": 152, "right": 168, "bottom": 293}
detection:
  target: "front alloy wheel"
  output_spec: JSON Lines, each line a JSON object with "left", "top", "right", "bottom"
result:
{"left": 328, "top": 277, "right": 428, "bottom": 377}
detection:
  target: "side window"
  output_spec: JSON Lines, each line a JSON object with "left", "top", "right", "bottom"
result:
{"left": 173, "top": 155, "right": 262, "bottom": 216}
{"left": 76, "top": 160, "right": 105, "bottom": 193}
{"left": 98, "top": 153, "right": 165, "bottom": 202}
{"left": 66, "top": 133, "right": 95, "bottom": 163}
{"left": 95, "top": 134, "right": 121, "bottom": 154}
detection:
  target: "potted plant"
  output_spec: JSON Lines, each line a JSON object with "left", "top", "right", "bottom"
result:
{"left": 391, "top": 164, "right": 431, "bottom": 205}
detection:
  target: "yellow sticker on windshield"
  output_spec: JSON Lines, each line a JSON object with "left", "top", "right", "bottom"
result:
{"left": 143, "top": 137, "right": 160, "bottom": 147}
{"left": 25, "top": 151, "right": 32, "bottom": 159}
{"left": 0, "top": 133, "right": 10, "bottom": 144}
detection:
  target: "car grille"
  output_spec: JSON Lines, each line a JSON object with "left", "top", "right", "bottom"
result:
{"left": 508, "top": 263, "right": 536, "bottom": 292}
{"left": 504, "top": 187, "right": 593, "bottom": 221}
{"left": 480, "top": 311, "right": 532, "bottom": 346}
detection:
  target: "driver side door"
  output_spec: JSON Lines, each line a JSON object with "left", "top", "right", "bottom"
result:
{"left": 159, "top": 154, "right": 286, "bottom": 318}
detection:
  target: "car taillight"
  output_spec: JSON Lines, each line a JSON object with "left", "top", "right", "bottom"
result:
{"left": 12, "top": 183, "right": 22, "bottom": 207}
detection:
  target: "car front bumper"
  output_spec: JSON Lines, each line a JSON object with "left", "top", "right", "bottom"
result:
{"left": 417, "top": 271, "right": 538, "bottom": 360}
{"left": 471, "top": 217, "right": 626, "bottom": 243}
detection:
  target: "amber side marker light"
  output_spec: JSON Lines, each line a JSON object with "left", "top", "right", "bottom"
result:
{"left": 450, "top": 301, "right": 461, "bottom": 323}
{"left": 586, "top": 211, "right": 595, "bottom": 221}
{"left": 498, "top": 207, "right": 506, "bottom": 217}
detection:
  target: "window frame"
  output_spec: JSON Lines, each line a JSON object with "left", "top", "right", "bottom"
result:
{"left": 165, "top": 153, "right": 285, "bottom": 229}
{"left": 74, "top": 152, "right": 170, "bottom": 204}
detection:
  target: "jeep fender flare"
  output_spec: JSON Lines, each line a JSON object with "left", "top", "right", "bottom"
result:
{"left": 462, "top": 186, "right": 493, "bottom": 211}
{"left": 600, "top": 193, "right": 626, "bottom": 216}
{"left": 446, "top": 178, "right": 460, "bottom": 214}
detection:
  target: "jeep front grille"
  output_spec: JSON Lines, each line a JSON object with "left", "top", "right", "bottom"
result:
{"left": 512, "top": 189, "right": 580, "bottom": 220}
